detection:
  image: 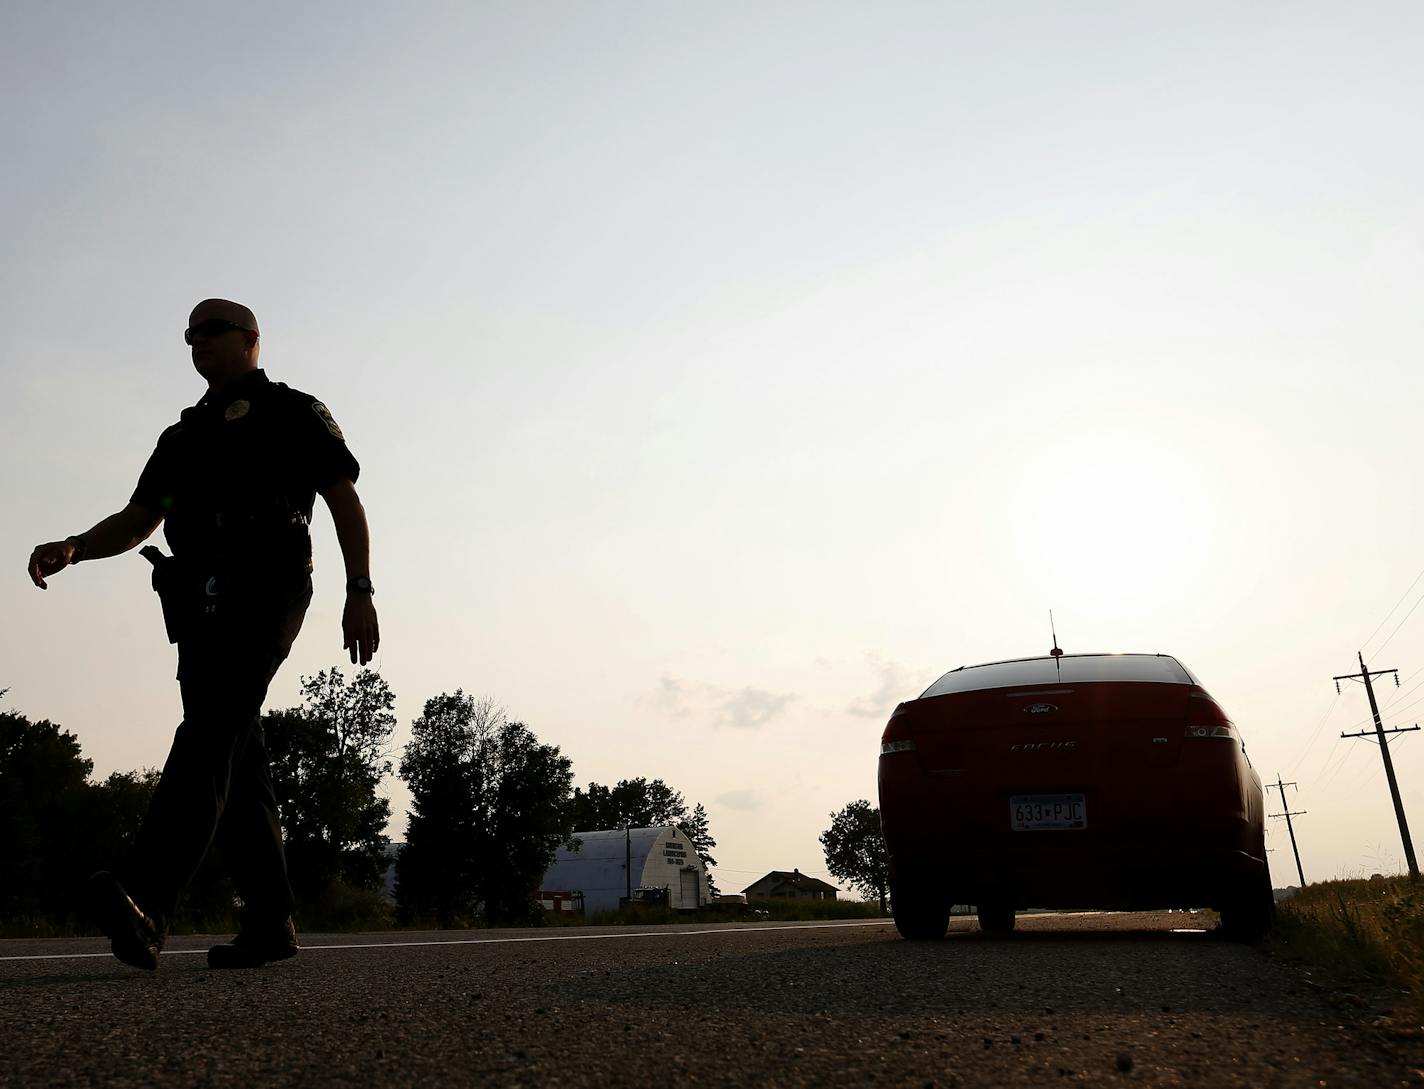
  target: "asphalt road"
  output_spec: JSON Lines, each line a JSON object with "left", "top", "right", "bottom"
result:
{"left": 1, "top": 912, "right": 1417, "bottom": 1088}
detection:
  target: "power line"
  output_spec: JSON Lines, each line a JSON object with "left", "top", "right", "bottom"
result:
{"left": 1362, "top": 564, "right": 1424, "bottom": 657}
{"left": 1344, "top": 720, "right": 1419, "bottom": 786}
{"left": 1317, "top": 741, "right": 1359, "bottom": 793}
{"left": 1343, "top": 750, "right": 1387, "bottom": 793}
{"left": 1284, "top": 667, "right": 1377, "bottom": 784}
{"left": 1371, "top": 587, "right": 1424, "bottom": 660}
{"left": 1369, "top": 687, "right": 1424, "bottom": 725}
{"left": 1287, "top": 690, "right": 1342, "bottom": 779}
{"left": 1329, "top": 668, "right": 1412, "bottom": 739}
{"left": 1381, "top": 664, "right": 1424, "bottom": 711}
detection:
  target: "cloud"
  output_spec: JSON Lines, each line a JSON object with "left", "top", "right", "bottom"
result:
{"left": 716, "top": 687, "right": 796, "bottom": 730}
{"left": 651, "top": 676, "right": 797, "bottom": 731}
{"left": 714, "top": 789, "right": 763, "bottom": 811}
{"left": 846, "top": 654, "right": 922, "bottom": 718}
{"left": 654, "top": 674, "right": 693, "bottom": 718}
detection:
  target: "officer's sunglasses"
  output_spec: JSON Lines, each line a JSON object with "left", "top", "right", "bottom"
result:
{"left": 184, "top": 319, "right": 248, "bottom": 345}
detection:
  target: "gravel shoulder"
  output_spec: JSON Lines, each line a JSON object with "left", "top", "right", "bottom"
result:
{"left": 3, "top": 912, "right": 1419, "bottom": 1088}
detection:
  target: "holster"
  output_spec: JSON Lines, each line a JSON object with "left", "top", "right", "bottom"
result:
{"left": 142, "top": 546, "right": 306, "bottom": 649}
{"left": 140, "top": 545, "right": 199, "bottom": 644}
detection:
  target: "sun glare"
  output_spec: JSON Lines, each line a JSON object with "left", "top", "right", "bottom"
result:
{"left": 1015, "top": 450, "right": 1203, "bottom": 603}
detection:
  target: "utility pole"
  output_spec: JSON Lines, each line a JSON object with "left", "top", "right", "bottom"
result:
{"left": 1335, "top": 651, "right": 1421, "bottom": 881}
{"left": 1268, "top": 775, "right": 1307, "bottom": 888}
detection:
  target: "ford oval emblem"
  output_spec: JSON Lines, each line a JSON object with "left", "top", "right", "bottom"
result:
{"left": 1025, "top": 703, "right": 1058, "bottom": 714}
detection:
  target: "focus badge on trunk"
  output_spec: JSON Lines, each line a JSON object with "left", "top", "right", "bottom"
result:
{"left": 1025, "top": 703, "right": 1058, "bottom": 714}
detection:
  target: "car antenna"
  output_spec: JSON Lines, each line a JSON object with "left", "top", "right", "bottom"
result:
{"left": 1049, "top": 610, "right": 1063, "bottom": 678}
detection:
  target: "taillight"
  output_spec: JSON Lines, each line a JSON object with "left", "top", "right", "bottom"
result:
{"left": 880, "top": 703, "right": 918, "bottom": 755}
{"left": 1185, "top": 724, "right": 1236, "bottom": 739}
{"left": 1185, "top": 691, "right": 1237, "bottom": 740}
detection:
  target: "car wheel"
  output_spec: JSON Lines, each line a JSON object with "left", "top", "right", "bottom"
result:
{"left": 977, "top": 902, "right": 1015, "bottom": 934}
{"left": 891, "top": 878, "right": 950, "bottom": 940}
{"left": 1218, "top": 867, "right": 1274, "bottom": 943}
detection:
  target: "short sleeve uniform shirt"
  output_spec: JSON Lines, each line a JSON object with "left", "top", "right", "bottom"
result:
{"left": 132, "top": 369, "right": 358, "bottom": 579}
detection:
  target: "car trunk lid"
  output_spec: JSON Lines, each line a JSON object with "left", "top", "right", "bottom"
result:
{"left": 902, "top": 681, "right": 1191, "bottom": 784}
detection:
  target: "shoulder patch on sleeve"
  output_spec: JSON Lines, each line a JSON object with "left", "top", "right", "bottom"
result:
{"left": 311, "top": 401, "right": 345, "bottom": 440}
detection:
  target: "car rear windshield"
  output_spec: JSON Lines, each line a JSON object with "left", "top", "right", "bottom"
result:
{"left": 920, "top": 654, "right": 1197, "bottom": 698}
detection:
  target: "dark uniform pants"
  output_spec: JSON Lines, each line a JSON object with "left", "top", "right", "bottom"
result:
{"left": 124, "top": 577, "right": 312, "bottom": 929}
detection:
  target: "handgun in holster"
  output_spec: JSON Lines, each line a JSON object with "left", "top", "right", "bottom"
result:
{"left": 140, "top": 545, "right": 187, "bottom": 644}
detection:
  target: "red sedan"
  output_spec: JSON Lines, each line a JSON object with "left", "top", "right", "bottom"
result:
{"left": 878, "top": 652, "right": 1272, "bottom": 940}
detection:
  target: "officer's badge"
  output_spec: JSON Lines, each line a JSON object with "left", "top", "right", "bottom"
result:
{"left": 311, "top": 401, "right": 345, "bottom": 440}
{"left": 224, "top": 399, "right": 251, "bottom": 422}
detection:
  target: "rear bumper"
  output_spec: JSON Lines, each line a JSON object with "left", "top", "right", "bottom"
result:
{"left": 888, "top": 843, "right": 1265, "bottom": 910}
{"left": 880, "top": 760, "right": 1267, "bottom": 910}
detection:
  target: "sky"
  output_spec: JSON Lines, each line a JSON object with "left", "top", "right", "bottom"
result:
{"left": 5, "top": 1, "right": 1424, "bottom": 894}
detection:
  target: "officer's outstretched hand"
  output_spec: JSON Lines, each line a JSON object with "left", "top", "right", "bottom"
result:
{"left": 28, "top": 540, "right": 77, "bottom": 589}
{"left": 344, "top": 592, "right": 380, "bottom": 665}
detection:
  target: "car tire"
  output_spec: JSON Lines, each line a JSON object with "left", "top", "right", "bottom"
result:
{"left": 977, "top": 902, "right": 1015, "bottom": 934}
{"left": 891, "top": 878, "right": 950, "bottom": 940}
{"left": 1218, "top": 866, "right": 1275, "bottom": 943}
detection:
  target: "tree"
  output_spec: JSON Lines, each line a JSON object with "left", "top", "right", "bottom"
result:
{"left": 265, "top": 667, "right": 396, "bottom": 906}
{"left": 394, "top": 692, "right": 483, "bottom": 925}
{"left": 397, "top": 693, "right": 574, "bottom": 926}
{"left": 569, "top": 777, "right": 686, "bottom": 830}
{"left": 682, "top": 803, "right": 719, "bottom": 895}
{"left": 0, "top": 710, "right": 93, "bottom": 922}
{"left": 82, "top": 768, "right": 236, "bottom": 929}
{"left": 0, "top": 701, "right": 235, "bottom": 932}
{"left": 83, "top": 769, "right": 160, "bottom": 877}
{"left": 568, "top": 778, "right": 719, "bottom": 894}
{"left": 482, "top": 717, "right": 577, "bottom": 922}
{"left": 820, "top": 800, "right": 889, "bottom": 913}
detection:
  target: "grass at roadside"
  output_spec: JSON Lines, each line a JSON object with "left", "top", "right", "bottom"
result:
{"left": 1272, "top": 876, "right": 1424, "bottom": 1011}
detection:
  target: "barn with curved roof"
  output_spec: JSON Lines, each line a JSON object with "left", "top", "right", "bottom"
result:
{"left": 540, "top": 825, "right": 709, "bottom": 915}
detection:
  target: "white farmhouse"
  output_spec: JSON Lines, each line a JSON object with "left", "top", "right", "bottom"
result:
{"left": 540, "top": 825, "right": 709, "bottom": 915}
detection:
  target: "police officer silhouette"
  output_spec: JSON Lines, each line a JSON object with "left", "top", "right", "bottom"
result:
{"left": 28, "top": 299, "right": 379, "bottom": 969}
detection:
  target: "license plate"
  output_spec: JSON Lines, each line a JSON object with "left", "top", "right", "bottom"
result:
{"left": 1010, "top": 793, "right": 1086, "bottom": 830}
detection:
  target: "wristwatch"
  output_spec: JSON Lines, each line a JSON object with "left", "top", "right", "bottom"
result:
{"left": 65, "top": 535, "right": 88, "bottom": 564}
{"left": 346, "top": 576, "right": 374, "bottom": 594}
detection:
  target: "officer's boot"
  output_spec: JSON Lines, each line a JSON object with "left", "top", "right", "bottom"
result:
{"left": 88, "top": 871, "right": 167, "bottom": 971}
{"left": 207, "top": 915, "right": 300, "bottom": 969}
